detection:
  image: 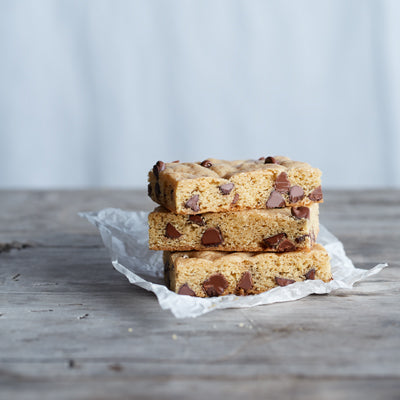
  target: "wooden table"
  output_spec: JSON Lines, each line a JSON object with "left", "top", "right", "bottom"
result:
{"left": 1, "top": 190, "right": 399, "bottom": 400}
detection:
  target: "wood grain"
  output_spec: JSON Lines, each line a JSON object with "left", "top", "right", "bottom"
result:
{"left": 0, "top": 189, "right": 399, "bottom": 400}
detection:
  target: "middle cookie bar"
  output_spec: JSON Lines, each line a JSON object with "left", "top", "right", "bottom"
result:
{"left": 148, "top": 203, "right": 319, "bottom": 252}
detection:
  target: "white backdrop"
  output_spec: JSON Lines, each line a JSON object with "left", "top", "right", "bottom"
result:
{"left": 0, "top": 0, "right": 399, "bottom": 188}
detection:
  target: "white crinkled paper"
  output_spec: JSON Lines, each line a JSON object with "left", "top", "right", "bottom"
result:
{"left": 80, "top": 208, "right": 387, "bottom": 318}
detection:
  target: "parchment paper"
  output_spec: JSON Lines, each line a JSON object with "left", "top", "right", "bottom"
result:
{"left": 80, "top": 208, "right": 387, "bottom": 318}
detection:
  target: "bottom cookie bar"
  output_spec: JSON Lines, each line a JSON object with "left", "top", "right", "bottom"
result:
{"left": 164, "top": 244, "right": 332, "bottom": 297}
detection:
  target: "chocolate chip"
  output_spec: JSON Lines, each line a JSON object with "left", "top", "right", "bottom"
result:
{"left": 155, "top": 182, "right": 161, "bottom": 199}
{"left": 178, "top": 283, "right": 196, "bottom": 296}
{"left": 172, "top": 160, "right": 179, "bottom": 163}
{"left": 261, "top": 233, "right": 287, "bottom": 249}
{"left": 188, "top": 215, "right": 205, "bottom": 226}
{"left": 165, "top": 223, "right": 181, "bottom": 239}
{"left": 264, "top": 156, "right": 278, "bottom": 164}
{"left": 289, "top": 186, "right": 305, "bottom": 203}
{"left": 202, "top": 273, "right": 228, "bottom": 297}
{"left": 147, "top": 183, "right": 152, "bottom": 197}
{"left": 200, "top": 160, "right": 212, "bottom": 168}
{"left": 291, "top": 206, "right": 310, "bottom": 219}
{"left": 305, "top": 269, "right": 316, "bottom": 280}
{"left": 275, "top": 172, "right": 290, "bottom": 193}
{"left": 262, "top": 234, "right": 296, "bottom": 252}
{"left": 258, "top": 157, "right": 265, "bottom": 161}
{"left": 185, "top": 195, "right": 200, "bottom": 212}
{"left": 295, "top": 235, "right": 308, "bottom": 244}
{"left": 276, "top": 239, "right": 296, "bottom": 252}
{"left": 309, "top": 186, "right": 323, "bottom": 202}
{"left": 238, "top": 271, "right": 253, "bottom": 291}
{"left": 266, "top": 191, "right": 285, "bottom": 208}
{"left": 275, "top": 277, "right": 296, "bottom": 287}
{"left": 219, "top": 182, "right": 234, "bottom": 195}
{"left": 231, "top": 193, "right": 239, "bottom": 205}
{"left": 153, "top": 161, "right": 165, "bottom": 178}
{"left": 201, "top": 228, "right": 223, "bottom": 246}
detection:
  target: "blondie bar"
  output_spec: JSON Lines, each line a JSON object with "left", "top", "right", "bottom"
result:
{"left": 149, "top": 204, "right": 319, "bottom": 252}
{"left": 148, "top": 157, "right": 323, "bottom": 214}
{"left": 164, "top": 244, "right": 331, "bottom": 297}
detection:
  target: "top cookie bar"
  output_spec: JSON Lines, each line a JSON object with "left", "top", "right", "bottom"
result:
{"left": 148, "top": 156, "right": 323, "bottom": 215}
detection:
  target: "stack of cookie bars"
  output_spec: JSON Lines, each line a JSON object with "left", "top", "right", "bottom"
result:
{"left": 148, "top": 156, "right": 332, "bottom": 297}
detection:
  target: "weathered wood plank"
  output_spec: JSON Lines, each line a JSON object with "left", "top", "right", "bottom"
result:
{"left": 1, "top": 285, "right": 400, "bottom": 374}
{"left": 1, "top": 376, "right": 398, "bottom": 400}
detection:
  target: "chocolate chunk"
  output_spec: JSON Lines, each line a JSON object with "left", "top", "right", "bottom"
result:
{"left": 185, "top": 195, "right": 200, "bottom": 212}
{"left": 188, "top": 215, "right": 205, "bottom": 226}
{"left": 165, "top": 223, "right": 181, "bottom": 239}
{"left": 155, "top": 182, "right": 161, "bottom": 199}
{"left": 277, "top": 239, "right": 296, "bottom": 252}
{"left": 275, "top": 172, "right": 290, "bottom": 193}
{"left": 200, "top": 160, "right": 212, "bottom": 168}
{"left": 178, "top": 283, "right": 196, "bottom": 296}
{"left": 308, "top": 186, "right": 323, "bottom": 202}
{"left": 291, "top": 206, "right": 310, "bottom": 219}
{"left": 147, "top": 183, "right": 152, "bottom": 197}
{"left": 295, "top": 235, "right": 308, "bottom": 244}
{"left": 219, "top": 182, "right": 234, "bottom": 195}
{"left": 238, "top": 271, "right": 253, "bottom": 291}
{"left": 266, "top": 191, "right": 285, "bottom": 208}
{"left": 264, "top": 156, "right": 278, "bottom": 164}
{"left": 172, "top": 160, "right": 180, "bottom": 163}
{"left": 305, "top": 268, "right": 316, "bottom": 280}
{"left": 202, "top": 273, "right": 228, "bottom": 297}
{"left": 258, "top": 157, "right": 265, "bottom": 161}
{"left": 153, "top": 161, "right": 165, "bottom": 178}
{"left": 275, "top": 277, "right": 296, "bottom": 287}
{"left": 261, "top": 233, "right": 287, "bottom": 249}
{"left": 231, "top": 193, "right": 239, "bottom": 205}
{"left": 289, "top": 186, "right": 305, "bottom": 203}
{"left": 201, "top": 227, "right": 223, "bottom": 246}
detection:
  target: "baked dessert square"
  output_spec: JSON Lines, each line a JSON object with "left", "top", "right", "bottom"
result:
{"left": 148, "top": 156, "right": 323, "bottom": 214}
{"left": 164, "top": 244, "right": 332, "bottom": 297}
{"left": 149, "top": 204, "right": 319, "bottom": 252}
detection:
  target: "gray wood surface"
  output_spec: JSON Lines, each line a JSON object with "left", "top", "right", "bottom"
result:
{"left": 0, "top": 189, "right": 399, "bottom": 400}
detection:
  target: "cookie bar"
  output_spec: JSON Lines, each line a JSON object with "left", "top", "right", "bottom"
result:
{"left": 149, "top": 204, "right": 319, "bottom": 252}
{"left": 164, "top": 244, "right": 332, "bottom": 297}
{"left": 148, "top": 157, "right": 323, "bottom": 214}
